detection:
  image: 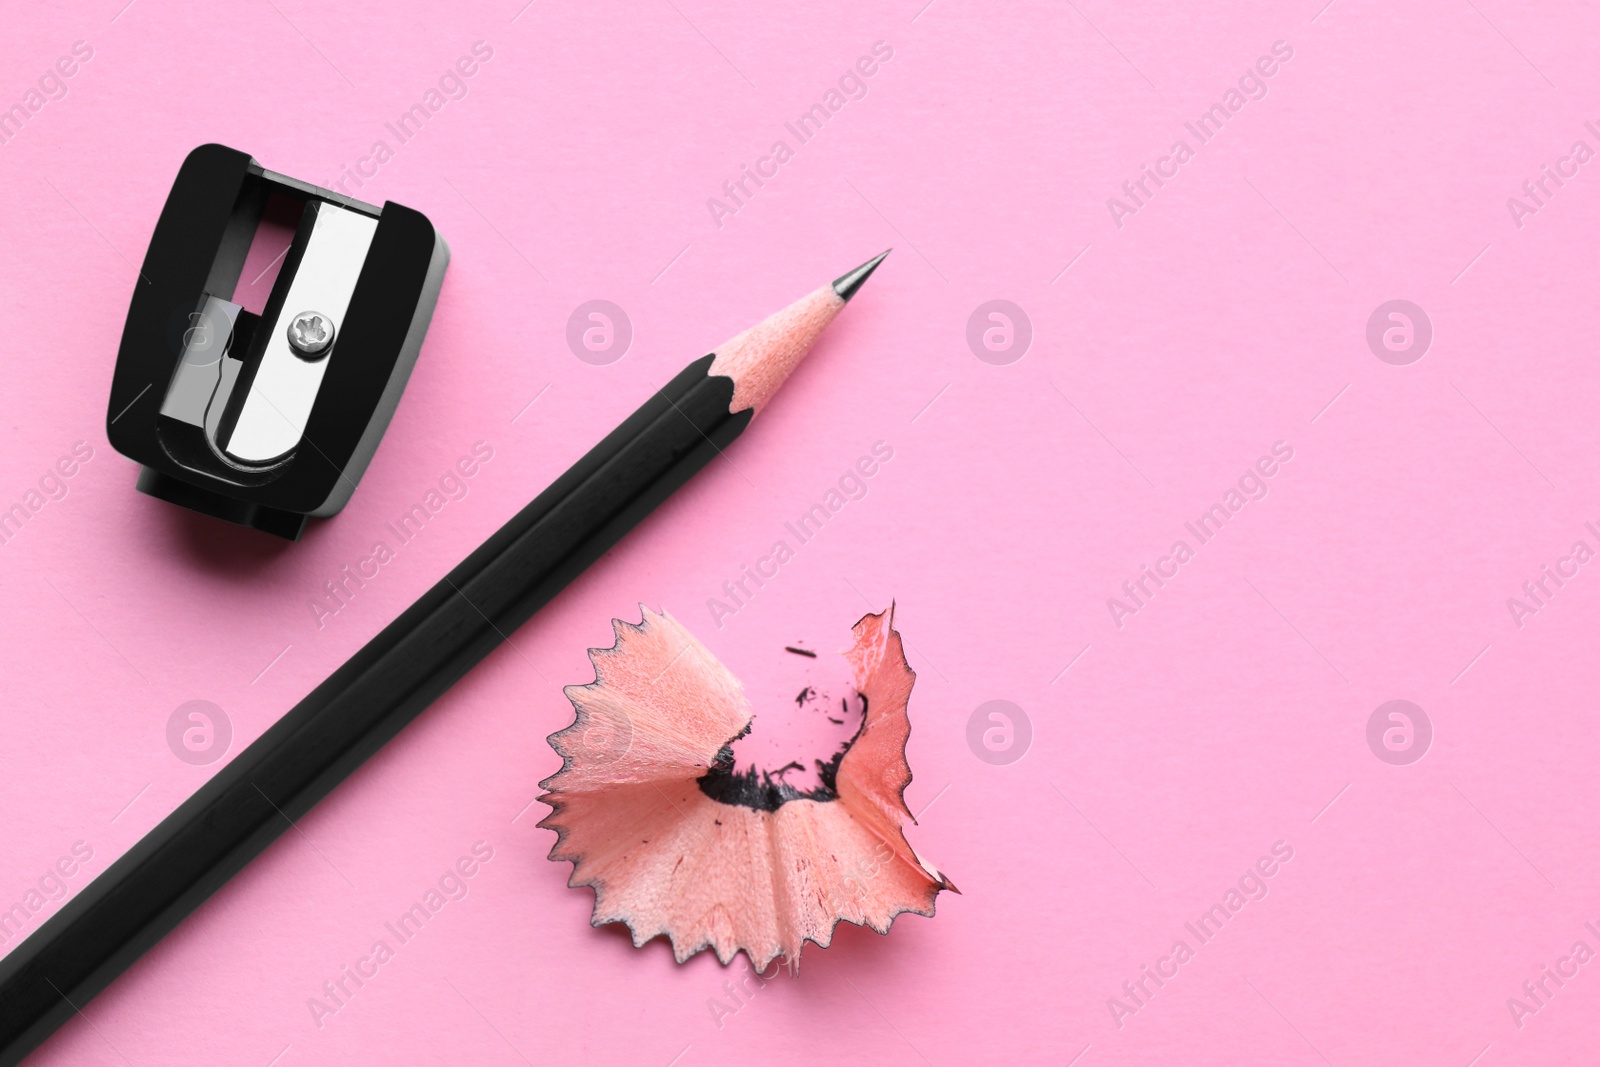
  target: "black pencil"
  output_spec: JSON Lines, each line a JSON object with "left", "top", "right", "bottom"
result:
{"left": 0, "top": 250, "right": 889, "bottom": 1066}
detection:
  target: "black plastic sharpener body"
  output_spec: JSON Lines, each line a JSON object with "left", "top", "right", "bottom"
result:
{"left": 106, "top": 143, "right": 449, "bottom": 539}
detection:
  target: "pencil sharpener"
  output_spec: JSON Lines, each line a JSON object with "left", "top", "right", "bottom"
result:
{"left": 106, "top": 143, "right": 449, "bottom": 540}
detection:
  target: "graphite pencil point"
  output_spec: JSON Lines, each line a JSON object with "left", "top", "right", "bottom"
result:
{"left": 832, "top": 249, "right": 891, "bottom": 302}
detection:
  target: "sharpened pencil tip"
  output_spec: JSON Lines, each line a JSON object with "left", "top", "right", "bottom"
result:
{"left": 832, "top": 249, "right": 891, "bottom": 302}
{"left": 710, "top": 255, "right": 887, "bottom": 416}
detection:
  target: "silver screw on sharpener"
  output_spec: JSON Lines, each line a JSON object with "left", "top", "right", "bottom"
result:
{"left": 287, "top": 310, "right": 335, "bottom": 359}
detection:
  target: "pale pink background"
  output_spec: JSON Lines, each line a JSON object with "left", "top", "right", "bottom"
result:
{"left": 2, "top": 0, "right": 1598, "bottom": 1063}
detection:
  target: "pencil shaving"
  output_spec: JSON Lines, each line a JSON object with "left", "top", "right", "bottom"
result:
{"left": 538, "top": 605, "right": 954, "bottom": 971}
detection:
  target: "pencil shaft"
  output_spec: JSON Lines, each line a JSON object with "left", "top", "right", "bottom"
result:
{"left": 0, "top": 355, "right": 749, "bottom": 1065}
